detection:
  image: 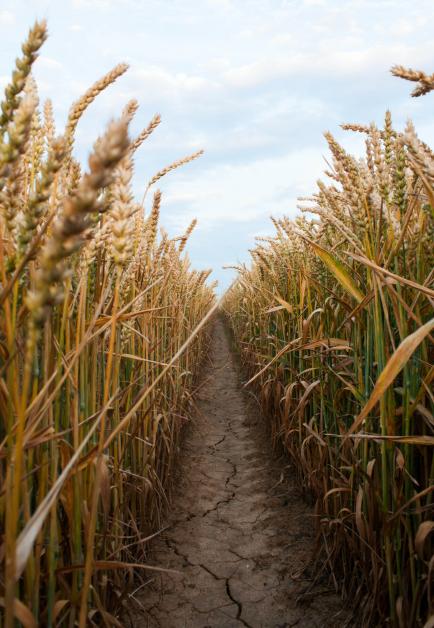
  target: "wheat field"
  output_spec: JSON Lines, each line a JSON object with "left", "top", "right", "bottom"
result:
{"left": 225, "top": 69, "right": 434, "bottom": 626}
{"left": 0, "top": 18, "right": 433, "bottom": 628}
{"left": 0, "top": 21, "right": 216, "bottom": 627}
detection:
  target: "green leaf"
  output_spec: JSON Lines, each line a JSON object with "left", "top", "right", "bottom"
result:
{"left": 307, "top": 239, "right": 364, "bottom": 303}
{"left": 348, "top": 318, "right": 434, "bottom": 434}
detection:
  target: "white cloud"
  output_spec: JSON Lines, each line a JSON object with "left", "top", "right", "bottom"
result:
{"left": 160, "top": 146, "right": 325, "bottom": 230}
{"left": 221, "top": 42, "right": 433, "bottom": 90}
{"left": 271, "top": 33, "right": 293, "bottom": 45}
{"left": 72, "top": 0, "right": 129, "bottom": 6}
{"left": 0, "top": 10, "right": 15, "bottom": 25}
{"left": 206, "top": 0, "right": 235, "bottom": 12}
{"left": 36, "top": 56, "right": 63, "bottom": 70}
{"left": 386, "top": 16, "right": 429, "bottom": 36}
{"left": 131, "top": 66, "right": 220, "bottom": 97}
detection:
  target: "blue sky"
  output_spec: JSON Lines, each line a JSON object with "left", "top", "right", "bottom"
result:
{"left": 1, "top": 0, "right": 434, "bottom": 292}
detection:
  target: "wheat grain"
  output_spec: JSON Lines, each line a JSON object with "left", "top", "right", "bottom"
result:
{"left": 145, "top": 149, "right": 204, "bottom": 193}
{"left": 130, "top": 112, "right": 161, "bottom": 153}
{"left": 0, "top": 20, "right": 47, "bottom": 134}
{"left": 65, "top": 63, "right": 129, "bottom": 154}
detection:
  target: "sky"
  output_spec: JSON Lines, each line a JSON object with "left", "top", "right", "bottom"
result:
{"left": 1, "top": 0, "right": 434, "bottom": 292}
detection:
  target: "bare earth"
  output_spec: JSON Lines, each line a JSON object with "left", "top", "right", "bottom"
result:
{"left": 130, "top": 318, "right": 351, "bottom": 628}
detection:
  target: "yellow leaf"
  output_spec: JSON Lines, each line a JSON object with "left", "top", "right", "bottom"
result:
{"left": 348, "top": 318, "right": 434, "bottom": 434}
{"left": 99, "top": 455, "right": 111, "bottom": 518}
{"left": 355, "top": 486, "right": 366, "bottom": 540}
{"left": 275, "top": 294, "right": 293, "bottom": 313}
{"left": 415, "top": 520, "right": 434, "bottom": 559}
{"left": 52, "top": 600, "right": 69, "bottom": 623}
{"left": 0, "top": 598, "right": 37, "bottom": 628}
{"left": 301, "top": 337, "right": 351, "bottom": 350}
{"left": 264, "top": 305, "right": 286, "bottom": 314}
{"left": 307, "top": 239, "right": 364, "bottom": 303}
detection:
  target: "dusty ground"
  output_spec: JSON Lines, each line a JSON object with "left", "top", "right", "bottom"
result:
{"left": 129, "top": 317, "right": 351, "bottom": 627}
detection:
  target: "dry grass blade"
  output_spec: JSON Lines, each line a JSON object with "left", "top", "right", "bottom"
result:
{"left": 14, "top": 394, "right": 117, "bottom": 580}
{"left": 347, "top": 253, "right": 434, "bottom": 299}
{"left": 104, "top": 297, "right": 220, "bottom": 449}
{"left": 0, "top": 599, "right": 36, "bottom": 628}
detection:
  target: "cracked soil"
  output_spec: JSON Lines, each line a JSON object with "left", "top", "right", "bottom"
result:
{"left": 130, "top": 317, "right": 352, "bottom": 627}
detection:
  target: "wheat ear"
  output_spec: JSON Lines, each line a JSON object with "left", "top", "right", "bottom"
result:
{"left": 391, "top": 64, "right": 434, "bottom": 97}
{"left": 144, "top": 149, "right": 204, "bottom": 197}
{"left": 65, "top": 63, "right": 129, "bottom": 154}
{"left": 0, "top": 20, "right": 47, "bottom": 135}
{"left": 130, "top": 113, "right": 161, "bottom": 154}
{"left": 27, "top": 119, "right": 129, "bottom": 325}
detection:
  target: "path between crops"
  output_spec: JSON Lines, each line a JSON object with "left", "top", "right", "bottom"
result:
{"left": 131, "top": 317, "right": 351, "bottom": 628}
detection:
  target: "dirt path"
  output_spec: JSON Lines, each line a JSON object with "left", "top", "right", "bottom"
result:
{"left": 130, "top": 318, "right": 350, "bottom": 627}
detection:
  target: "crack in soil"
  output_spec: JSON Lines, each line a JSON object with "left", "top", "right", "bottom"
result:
{"left": 226, "top": 579, "right": 254, "bottom": 628}
{"left": 201, "top": 490, "right": 236, "bottom": 518}
{"left": 130, "top": 317, "right": 352, "bottom": 627}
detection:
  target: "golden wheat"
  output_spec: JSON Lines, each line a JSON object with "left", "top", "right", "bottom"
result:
{"left": 225, "top": 79, "right": 433, "bottom": 627}
{"left": 0, "top": 22, "right": 213, "bottom": 627}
